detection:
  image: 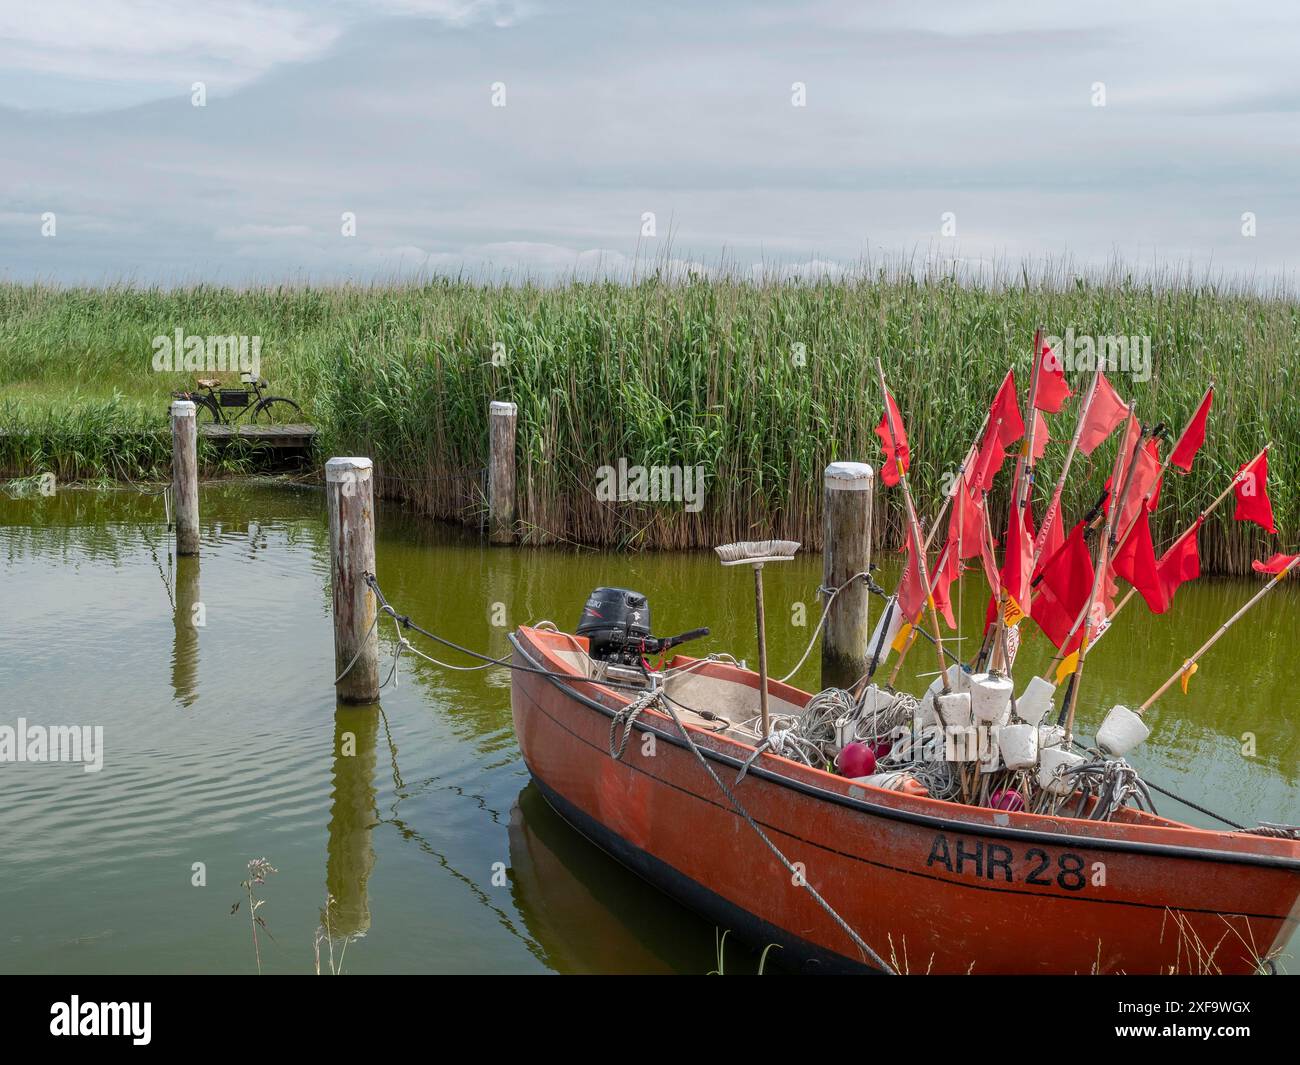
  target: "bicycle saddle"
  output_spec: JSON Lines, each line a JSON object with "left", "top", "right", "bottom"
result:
{"left": 196, "top": 378, "right": 222, "bottom": 388}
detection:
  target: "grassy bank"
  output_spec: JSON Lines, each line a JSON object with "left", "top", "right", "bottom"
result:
{"left": 2, "top": 273, "right": 1295, "bottom": 571}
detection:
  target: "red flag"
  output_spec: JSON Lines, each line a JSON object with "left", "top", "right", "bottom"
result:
{"left": 930, "top": 544, "right": 959, "bottom": 629}
{"left": 874, "top": 387, "right": 911, "bottom": 487}
{"left": 1031, "top": 521, "right": 1093, "bottom": 652}
{"left": 1169, "top": 387, "right": 1213, "bottom": 473}
{"left": 897, "top": 537, "right": 926, "bottom": 623}
{"left": 947, "top": 469, "right": 985, "bottom": 560}
{"left": 1106, "top": 419, "right": 1161, "bottom": 538}
{"left": 1156, "top": 518, "right": 1202, "bottom": 608}
{"left": 1112, "top": 508, "right": 1165, "bottom": 613}
{"left": 989, "top": 369, "right": 1026, "bottom": 446}
{"left": 1232, "top": 450, "right": 1275, "bottom": 534}
{"left": 1252, "top": 552, "right": 1300, "bottom": 575}
{"left": 1034, "top": 492, "right": 1066, "bottom": 575}
{"left": 1030, "top": 410, "right": 1049, "bottom": 461}
{"left": 971, "top": 371, "right": 1025, "bottom": 492}
{"left": 1000, "top": 504, "right": 1034, "bottom": 616}
{"left": 979, "top": 517, "right": 1001, "bottom": 597}
{"left": 1035, "top": 341, "right": 1073, "bottom": 414}
{"left": 1078, "top": 372, "right": 1127, "bottom": 455}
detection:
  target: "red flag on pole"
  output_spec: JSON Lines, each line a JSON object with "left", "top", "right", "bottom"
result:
{"left": 1252, "top": 552, "right": 1300, "bottom": 575}
{"left": 1156, "top": 518, "right": 1203, "bottom": 608}
{"left": 989, "top": 369, "right": 1025, "bottom": 445}
{"left": 1035, "top": 341, "right": 1073, "bottom": 414}
{"left": 1111, "top": 508, "right": 1166, "bottom": 613}
{"left": 1078, "top": 372, "right": 1127, "bottom": 455}
{"left": 1030, "top": 521, "right": 1093, "bottom": 652}
{"left": 1031, "top": 410, "right": 1049, "bottom": 460}
{"left": 874, "top": 387, "right": 911, "bottom": 487}
{"left": 1000, "top": 504, "right": 1034, "bottom": 617}
{"left": 947, "top": 470, "right": 985, "bottom": 560}
{"left": 930, "top": 544, "right": 959, "bottom": 629}
{"left": 897, "top": 537, "right": 926, "bottom": 623}
{"left": 1232, "top": 450, "right": 1275, "bottom": 534}
{"left": 1169, "top": 387, "right": 1213, "bottom": 473}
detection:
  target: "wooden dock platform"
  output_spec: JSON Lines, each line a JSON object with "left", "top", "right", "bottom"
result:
{"left": 198, "top": 423, "right": 317, "bottom": 448}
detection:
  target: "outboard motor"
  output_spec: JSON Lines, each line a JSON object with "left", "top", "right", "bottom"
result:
{"left": 577, "top": 587, "right": 710, "bottom": 667}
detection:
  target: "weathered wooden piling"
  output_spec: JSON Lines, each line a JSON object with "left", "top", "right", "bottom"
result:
{"left": 488, "top": 400, "right": 517, "bottom": 544}
{"left": 326, "top": 457, "right": 380, "bottom": 704}
{"left": 821, "top": 461, "right": 874, "bottom": 691}
{"left": 171, "top": 399, "right": 200, "bottom": 556}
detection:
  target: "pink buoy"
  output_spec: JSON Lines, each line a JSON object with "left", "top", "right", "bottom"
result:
{"left": 990, "top": 789, "right": 1025, "bottom": 812}
{"left": 868, "top": 739, "right": 893, "bottom": 761}
{"left": 837, "top": 742, "right": 877, "bottom": 778}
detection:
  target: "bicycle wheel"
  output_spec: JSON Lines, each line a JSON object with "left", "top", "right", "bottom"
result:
{"left": 251, "top": 396, "right": 304, "bottom": 424}
{"left": 191, "top": 396, "right": 220, "bottom": 423}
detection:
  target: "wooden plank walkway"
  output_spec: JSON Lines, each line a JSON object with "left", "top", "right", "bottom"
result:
{"left": 198, "top": 423, "right": 317, "bottom": 448}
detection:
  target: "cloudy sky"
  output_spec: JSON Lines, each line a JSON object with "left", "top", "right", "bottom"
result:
{"left": 2, "top": 0, "right": 1298, "bottom": 286}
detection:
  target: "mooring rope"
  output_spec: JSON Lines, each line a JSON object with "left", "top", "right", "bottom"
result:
{"left": 655, "top": 690, "right": 895, "bottom": 974}
{"left": 356, "top": 573, "right": 893, "bottom": 972}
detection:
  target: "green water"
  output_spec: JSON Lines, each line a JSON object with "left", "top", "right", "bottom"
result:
{"left": 1, "top": 483, "right": 1297, "bottom": 974}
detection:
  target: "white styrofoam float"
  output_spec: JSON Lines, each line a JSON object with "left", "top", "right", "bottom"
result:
{"left": 998, "top": 722, "right": 1038, "bottom": 770}
{"left": 1038, "top": 745, "right": 1086, "bottom": 795}
{"left": 969, "top": 672, "right": 1013, "bottom": 725}
{"left": 1015, "top": 675, "right": 1055, "bottom": 726}
{"left": 1096, "top": 704, "right": 1150, "bottom": 756}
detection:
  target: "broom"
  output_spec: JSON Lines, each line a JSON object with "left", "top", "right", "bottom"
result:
{"left": 716, "top": 540, "right": 801, "bottom": 738}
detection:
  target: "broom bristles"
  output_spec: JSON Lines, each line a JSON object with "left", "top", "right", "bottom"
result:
{"left": 715, "top": 539, "right": 801, "bottom": 563}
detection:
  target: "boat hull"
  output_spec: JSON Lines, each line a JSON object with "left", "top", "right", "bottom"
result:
{"left": 510, "top": 628, "right": 1300, "bottom": 975}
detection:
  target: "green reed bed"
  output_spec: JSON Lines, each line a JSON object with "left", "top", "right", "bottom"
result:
{"left": 1, "top": 271, "right": 1296, "bottom": 571}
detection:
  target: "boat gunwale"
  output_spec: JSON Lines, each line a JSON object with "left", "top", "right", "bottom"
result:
{"left": 509, "top": 627, "right": 1300, "bottom": 873}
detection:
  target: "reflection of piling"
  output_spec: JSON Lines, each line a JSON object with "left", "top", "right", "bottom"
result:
{"left": 822, "top": 462, "right": 874, "bottom": 690}
{"left": 488, "top": 401, "right": 517, "bottom": 544}
{"left": 326, "top": 457, "right": 380, "bottom": 704}
{"left": 171, "top": 400, "right": 199, "bottom": 556}
{"left": 323, "top": 707, "right": 379, "bottom": 939}
{"left": 170, "top": 554, "right": 201, "bottom": 707}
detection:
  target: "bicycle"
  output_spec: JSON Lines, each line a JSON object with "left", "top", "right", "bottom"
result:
{"left": 171, "top": 374, "right": 304, "bottom": 425}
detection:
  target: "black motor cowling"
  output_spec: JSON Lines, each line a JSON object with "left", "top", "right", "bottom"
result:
{"left": 577, "top": 587, "right": 651, "bottom": 663}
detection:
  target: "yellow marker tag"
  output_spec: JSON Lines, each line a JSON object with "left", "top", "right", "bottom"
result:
{"left": 1004, "top": 597, "right": 1025, "bottom": 627}
{"left": 1180, "top": 662, "right": 1198, "bottom": 695}
{"left": 1055, "top": 651, "right": 1079, "bottom": 686}
{"left": 891, "top": 623, "right": 913, "bottom": 654}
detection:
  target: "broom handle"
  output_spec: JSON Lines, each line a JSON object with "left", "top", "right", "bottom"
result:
{"left": 1140, "top": 555, "right": 1300, "bottom": 710}
{"left": 754, "top": 565, "right": 770, "bottom": 739}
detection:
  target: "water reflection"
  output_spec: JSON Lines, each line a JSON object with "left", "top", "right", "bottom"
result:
{"left": 170, "top": 555, "right": 201, "bottom": 707}
{"left": 324, "top": 706, "right": 380, "bottom": 937}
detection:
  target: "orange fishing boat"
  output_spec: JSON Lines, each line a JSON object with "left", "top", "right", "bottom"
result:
{"left": 509, "top": 623, "right": 1300, "bottom": 974}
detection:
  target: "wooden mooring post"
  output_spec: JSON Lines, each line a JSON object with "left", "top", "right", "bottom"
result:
{"left": 488, "top": 400, "right": 518, "bottom": 544}
{"left": 171, "top": 399, "right": 200, "bottom": 557}
{"left": 326, "top": 457, "right": 380, "bottom": 704}
{"left": 821, "top": 461, "right": 874, "bottom": 691}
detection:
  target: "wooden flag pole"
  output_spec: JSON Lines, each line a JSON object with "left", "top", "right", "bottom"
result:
{"left": 1140, "top": 555, "right": 1300, "bottom": 710}
{"left": 988, "top": 329, "right": 1043, "bottom": 673}
{"left": 1108, "top": 382, "right": 1217, "bottom": 560}
{"left": 876, "top": 357, "right": 951, "bottom": 692}
{"left": 1101, "top": 442, "right": 1270, "bottom": 628}
{"left": 885, "top": 424, "right": 986, "bottom": 687}
{"left": 1061, "top": 404, "right": 1141, "bottom": 739}
{"left": 1033, "top": 365, "right": 1103, "bottom": 567}
{"left": 1040, "top": 405, "right": 1142, "bottom": 680}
